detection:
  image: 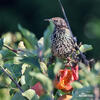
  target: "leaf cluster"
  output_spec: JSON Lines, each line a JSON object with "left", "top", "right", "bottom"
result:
{"left": 0, "top": 23, "right": 99, "bottom": 100}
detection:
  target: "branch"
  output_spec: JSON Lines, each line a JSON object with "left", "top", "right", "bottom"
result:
{"left": 3, "top": 44, "right": 17, "bottom": 53}
{"left": 58, "top": 0, "right": 73, "bottom": 37}
{"left": 58, "top": 0, "right": 89, "bottom": 66}
{"left": 0, "top": 66, "right": 24, "bottom": 93}
{"left": 3, "top": 44, "right": 25, "bottom": 54}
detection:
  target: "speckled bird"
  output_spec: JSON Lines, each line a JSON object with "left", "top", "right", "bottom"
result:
{"left": 45, "top": 17, "right": 78, "bottom": 63}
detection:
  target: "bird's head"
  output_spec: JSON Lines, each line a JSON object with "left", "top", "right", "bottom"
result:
{"left": 45, "top": 17, "right": 67, "bottom": 27}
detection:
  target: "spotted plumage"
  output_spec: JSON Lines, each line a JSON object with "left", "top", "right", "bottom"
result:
{"left": 51, "top": 26, "right": 75, "bottom": 59}
{"left": 49, "top": 17, "right": 76, "bottom": 59}
{"left": 45, "top": 17, "right": 78, "bottom": 64}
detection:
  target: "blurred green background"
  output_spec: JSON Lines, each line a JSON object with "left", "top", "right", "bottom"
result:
{"left": 0, "top": 0, "right": 100, "bottom": 100}
{"left": 0, "top": 0, "right": 100, "bottom": 59}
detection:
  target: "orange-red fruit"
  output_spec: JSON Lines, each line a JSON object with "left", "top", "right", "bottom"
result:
{"left": 54, "top": 69, "right": 73, "bottom": 92}
{"left": 58, "top": 95, "right": 72, "bottom": 100}
{"left": 31, "top": 82, "right": 45, "bottom": 96}
{"left": 54, "top": 65, "right": 79, "bottom": 92}
{"left": 71, "top": 65, "right": 79, "bottom": 81}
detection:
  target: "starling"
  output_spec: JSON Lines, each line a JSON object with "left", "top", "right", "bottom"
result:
{"left": 45, "top": 17, "right": 78, "bottom": 65}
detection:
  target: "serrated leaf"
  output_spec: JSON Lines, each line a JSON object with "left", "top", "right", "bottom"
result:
{"left": 24, "top": 67, "right": 38, "bottom": 86}
{"left": 30, "top": 72, "right": 53, "bottom": 95}
{"left": 22, "top": 89, "right": 39, "bottom": 100}
{"left": 79, "top": 44, "right": 93, "bottom": 53}
{"left": 20, "top": 56, "right": 40, "bottom": 69}
{"left": 0, "top": 39, "right": 3, "bottom": 50}
{"left": 4, "top": 64, "right": 22, "bottom": 78}
{"left": 12, "top": 92, "right": 26, "bottom": 100}
{"left": 43, "top": 22, "right": 54, "bottom": 52}
{"left": 18, "top": 25, "right": 38, "bottom": 49}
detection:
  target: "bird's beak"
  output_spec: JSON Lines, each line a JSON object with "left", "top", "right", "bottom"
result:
{"left": 44, "top": 19, "right": 51, "bottom": 21}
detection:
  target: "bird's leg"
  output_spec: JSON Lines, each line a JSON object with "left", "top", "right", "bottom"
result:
{"left": 65, "top": 57, "right": 76, "bottom": 67}
{"left": 65, "top": 57, "right": 71, "bottom": 67}
{"left": 71, "top": 48, "right": 79, "bottom": 61}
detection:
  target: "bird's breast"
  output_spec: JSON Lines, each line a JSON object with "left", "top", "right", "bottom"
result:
{"left": 51, "top": 28, "right": 75, "bottom": 58}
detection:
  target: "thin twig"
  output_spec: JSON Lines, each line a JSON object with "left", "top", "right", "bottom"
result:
{"left": 58, "top": 0, "right": 73, "bottom": 37}
{"left": 0, "top": 66, "right": 24, "bottom": 93}
{"left": 3, "top": 44, "right": 17, "bottom": 53}
{"left": 58, "top": 0, "right": 89, "bottom": 66}
{"left": 3, "top": 44, "right": 26, "bottom": 54}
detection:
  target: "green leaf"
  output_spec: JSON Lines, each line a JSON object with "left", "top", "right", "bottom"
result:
{"left": 24, "top": 67, "right": 38, "bottom": 86}
{"left": 39, "top": 94, "right": 52, "bottom": 100}
{"left": 94, "top": 62, "right": 100, "bottom": 71}
{"left": 12, "top": 92, "right": 26, "bottom": 100}
{"left": 21, "top": 64, "right": 29, "bottom": 74}
{"left": 30, "top": 72, "right": 53, "bottom": 95}
{"left": 10, "top": 89, "right": 17, "bottom": 96}
{"left": 48, "top": 64, "right": 55, "bottom": 80}
{"left": 38, "top": 37, "right": 44, "bottom": 49}
{"left": 54, "top": 62, "right": 63, "bottom": 75}
{"left": 0, "top": 83, "right": 7, "bottom": 89}
{"left": 44, "top": 48, "right": 51, "bottom": 58}
{"left": 72, "top": 86, "right": 93, "bottom": 100}
{"left": 15, "top": 32, "right": 22, "bottom": 41}
{"left": 40, "top": 62, "right": 47, "bottom": 75}
{"left": 0, "top": 39, "right": 3, "bottom": 50}
{"left": 20, "top": 75, "right": 26, "bottom": 85}
{"left": 43, "top": 22, "right": 54, "bottom": 52}
{"left": 4, "top": 64, "right": 22, "bottom": 78}
{"left": 0, "top": 49, "right": 16, "bottom": 60}
{"left": 80, "top": 80, "right": 90, "bottom": 87}
{"left": 79, "top": 64, "right": 98, "bottom": 86}
{"left": 18, "top": 49, "right": 38, "bottom": 57}
{"left": 22, "top": 89, "right": 39, "bottom": 100}
{"left": 2, "top": 32, "right": 13, "bottom": 44}
{"left": 57, "top": 90, "right": 65, "bottom": 96}
{"left": 71, "top": 81, "right": 83, "bottom": 88}
{"left": 20, "top": 56, "right": 40, "bottom": 69}
{"left": 79, "top": 44, "right": 93, "bottom": 53}
{"left": 18, "top": 25, "right": 38, "bottom": 49}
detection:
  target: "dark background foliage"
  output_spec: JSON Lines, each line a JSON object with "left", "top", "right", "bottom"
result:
{"left": 0, "top": 0, "right": 100, "bottom": 59}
